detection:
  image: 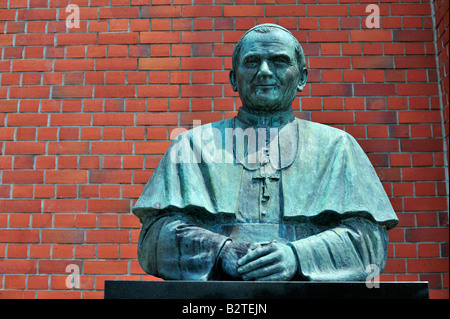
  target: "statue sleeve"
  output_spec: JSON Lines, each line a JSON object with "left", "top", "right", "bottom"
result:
{"left": 289, "top": 217, "right": 389, "bottom": 281}
{"left": 137, "top": 214, "right": 231, "bottom": 280}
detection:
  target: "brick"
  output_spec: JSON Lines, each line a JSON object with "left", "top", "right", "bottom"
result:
{"left": 383, "top": 258, "right": 406, "bottom": 274}
{"left": 352, "top": 57, "right": 393, "bottom": 69}
{"left": 181, "top": 85, "right": 222, "bottom": 97}
{"left": 0, "top": 260, "right": 37, "bottom": 274}
{"left": 36, "top": 290, "right": 81, "bottom": 299}
{"left": 393, "top": 30, "right": 434, "bottom": 42}
{"left": 355, "top": 111, "right": 397, "bottom": 124}
{"left": 223, "top": 5, "right": 264, "bottom": 17}
{"left": 390, "top": 4, "right": 431, "bottom": 15}
{"left": 181, "top": 58, "right": 223, "bottom": 70}
{"left": 416, "top": 212, "right": 439, "bottom": 226}
{"left": 43, "top": 199, "right": 86, "bottom": 213}
{"left": 98, "top": 32, "right": 139, "bottom": 44}
{"left": 182, "top": 31, "right": 222, "bottom": 43}
{"left": 350, "top": 30, "right": 392, "bottom": 42}
{"left": 393, "top": 183, "right": 413, "bottom": 196}
{"left": 418, "top": 243, "right": 441, "bottom": 257}
{"left": 399, "top": 111, "right": 443, "bottom": 124}
{"left": 309, "top": 57, "right": 350, "bottom": 69}
{"left": 86, "top": 230, "right": 129, "bottom": 243}
{"left": 57, "top": 33, "right": 97, "bottom": 45}
{"left": 139, "top": 58, "right": 180, "bottom": 70}
{"left": 99, "top": 7, "right": 139, "bottom": 19}
{"left": 395, "top": 243, "right": 417, "bottom": 258}
{"left": 54, "top": 59, "right": 95, "bottom": 71}
{"left": 41, "top": 230, "right": 85, "bottom": 244}
{"left": 12, "top": 60, "right": 52, "bottom": 72}
{"left": 38, "top": 260, "right": 82, "bottom": 274}
{"left": 84, "top": 260, "right": 128, "bottom": 274}
{"left": 311, "top": 111, "right": 354, "bottom": 124}
{"left": 52, "top": 86, "right": 93, "bottom": 98}
{"left": 92, "top": 113, "right": 135, "bottom": 126}
{"left": 357, "top": 139, "right": 399, "bottom": 153}
{"left": 95, "top": 85, "right": 136, "bottom": 98}
{"left": 182, "top": 5, "right": 222, "bottom": 17}
{"left": 354, "top": 84, "right": 395, "bottom": 96}
{"left": 96, "top": 58, "right": 137, "bottom": 70}
{"left": 46, "top": 170, "right": 88, "bottom": 184}
{"left": 7, "top": 114, "right": 48, "bottom": 127}
{"left": 308, "top": 5, "right": 347, "bottom": 16}
{"left": 140, "top": 31, "right": 180, "bottom": 43}
{"left": 48, "top": 142, "right": 90, "bottom": 155}
{"left": 9, "top": 86, "right": 50, "bottom": 99}
{"left": 137, "top": 85, "right": 179, "bottom": 97}
{"left": 91, "top": 141, "right": 133, "bottom": 154}
{"left": 135, "top": 141, "right": 172, "bottom": 154}
{"left": 89, "top": 170, "right": 132, "bottom": 184}
{"left": 4, "top": 142, "right": 46, "bottom": 155}
{"left": 87, "top": 199, "right": 131, "bottom": 213}
{"left": 0, "top": 229, "right": 40, "bottom": 243}
{"left": 136, "top": 113, "right": 178, "bottom": 125}
{"left": 397, "top": 83, "right": 438, "bottom": 96}
{"left": 395, "top": 56, "right": 436, "bottom": 69}
{"left": 309, "top": 31, "right": 349, "bottom": 42}
{"left": 407, "top": 259, "right": 449, "bottom": 273}
{"left": 265, "top": 5, "right": 306, "bottom": 17}
{"left": 375, "top": 168, "right": 401, "bottom": 182}
{"left": 140, "top": 5, "right": 181, "bottom": 18}
{"left": 3, "top": 170, "right": 44, "bottom": 184}
{"left": 50, "top": 113, "right": 91, "bottom": 126}
{"left": 310, "top": 84, "right": 352, "bottom": 97}
{"left": 15, "top": 34, "right": 54, "bottom": 46}
{"left": 401, "top": 139, "right": 443, "bottom": 152}
{"left": 404, "top": 198, "right": 448, "bottom": 212}
{"left": 0, "top": 100, "right": 18, "bottom": 112}
{"left": 403, "top": 168, "right": 446, "bottom": 181}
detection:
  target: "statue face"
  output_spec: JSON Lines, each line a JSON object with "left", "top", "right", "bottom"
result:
{"left": 230, "top": 29, "right": 307, "bottom": 114}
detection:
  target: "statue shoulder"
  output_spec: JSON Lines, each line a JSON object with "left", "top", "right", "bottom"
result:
{"left": 295, "top": 117, "right": 357, "bottom": 145}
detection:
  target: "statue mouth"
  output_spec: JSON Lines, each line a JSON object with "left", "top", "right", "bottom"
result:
{"left": 254, "top": 84, "right": 277, "bottom": 88}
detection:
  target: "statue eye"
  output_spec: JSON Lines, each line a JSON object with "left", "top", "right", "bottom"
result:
{"left": 272, "top": 56, "right": 290, "bottom": 66}
{"left": 243, "top": 57, "right": 259, "bottom": 67}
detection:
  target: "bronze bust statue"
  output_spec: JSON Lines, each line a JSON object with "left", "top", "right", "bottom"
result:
{"left": 133, "top": 24, "right": 398, "bottom": 281}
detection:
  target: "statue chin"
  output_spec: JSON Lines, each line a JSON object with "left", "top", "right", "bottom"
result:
{"left": 241, "top": 92, "right": 296, "bottom": 115}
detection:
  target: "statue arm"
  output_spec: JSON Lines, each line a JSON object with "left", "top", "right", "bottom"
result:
{"left": 137, "top": 214, "right": 231, "bottom": 280}
{"left": 288, "top": 217, "right": 389, "bottom": 281}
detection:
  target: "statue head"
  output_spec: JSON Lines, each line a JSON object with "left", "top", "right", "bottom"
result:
{"left": 230, "top": 24, "right": 308, "bottom": 115}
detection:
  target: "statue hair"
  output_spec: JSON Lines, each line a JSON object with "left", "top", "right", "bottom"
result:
{"left": 231, "top": 24, "right": 306, "bottom": 72}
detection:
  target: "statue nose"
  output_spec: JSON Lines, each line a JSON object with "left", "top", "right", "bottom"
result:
{"left": 257, "top": 60, "right": 273, "bottom": 78}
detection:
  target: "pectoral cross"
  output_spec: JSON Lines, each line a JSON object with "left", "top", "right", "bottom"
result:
{"left": 253, "top": 171, "right": 280, "bottom": 202}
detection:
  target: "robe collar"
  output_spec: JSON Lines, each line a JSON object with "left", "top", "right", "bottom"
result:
{"left": 233, "top": 108, "right": 298, "bottom": 171}
{"left": 237, "top": 107, "right": 295, "bottom": 128}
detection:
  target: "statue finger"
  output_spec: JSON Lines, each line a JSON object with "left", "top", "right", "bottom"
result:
{"left": 241, "top": 263, "right": 282, "bottom": 281}
{"left": 237, "top": 252, "right": 278, "bottom": 275}
{"left": 237, "top": 244, "right": 272, "bottom": 267}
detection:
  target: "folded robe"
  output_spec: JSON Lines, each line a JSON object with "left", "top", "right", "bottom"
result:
{"left": 133, "top": 117, "right": 398, "bottom": 230}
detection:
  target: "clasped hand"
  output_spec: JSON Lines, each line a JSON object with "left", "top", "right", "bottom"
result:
{"left": 220, "top": 241, "right": 298, "bottom": 281}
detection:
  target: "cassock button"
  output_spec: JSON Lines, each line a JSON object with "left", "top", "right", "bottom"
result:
{"left": 261, "top": 211, "right": 267, "bottom": 217}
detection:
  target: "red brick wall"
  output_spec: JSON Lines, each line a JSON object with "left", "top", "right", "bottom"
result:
{"left": 0, "top": 0, "right": 448, "bottom": 299}
{"left": 433, "top": 0, "right": 449, "bottom": 170}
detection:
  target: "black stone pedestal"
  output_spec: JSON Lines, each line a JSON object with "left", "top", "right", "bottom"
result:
{"left": 104, "top": 280, "right": 429, "bottom": 299}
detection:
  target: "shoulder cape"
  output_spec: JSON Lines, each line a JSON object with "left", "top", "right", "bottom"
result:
{"left": 132, "top": 118, "right": 398, "bottom": 230}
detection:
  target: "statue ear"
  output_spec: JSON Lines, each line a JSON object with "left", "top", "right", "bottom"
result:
{"left": 229, "top": 70, "right": 238, "bottom": 92}
{"left": 297, "top": 67, "right": 308, "bottom": 92}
